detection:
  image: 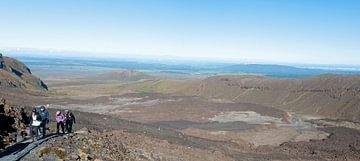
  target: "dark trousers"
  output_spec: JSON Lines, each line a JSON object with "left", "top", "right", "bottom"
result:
{"left": 40, "top": 122, "right": 47, "bottom": 138}
{"left": 57, "top": 121, "right": 65, "bottom": 134}
{"left": 30, "top": 125, "right": 39, "bottom": 139}
{"left": 66, "top": 122, "right": 73, "bottom": 133}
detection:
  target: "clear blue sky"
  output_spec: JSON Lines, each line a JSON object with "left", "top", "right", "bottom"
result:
{"left": 0, "top": 0, "right": 359, "bottom": 65}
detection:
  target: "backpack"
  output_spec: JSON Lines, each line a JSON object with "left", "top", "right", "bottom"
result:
{"left": 66, "top": 112, "right": 74, "bottom": 123}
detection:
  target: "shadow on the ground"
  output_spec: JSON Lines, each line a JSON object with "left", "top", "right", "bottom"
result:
{"left": 0, "top": 133, "right": 60, "bottom": 158}
{"left": 0, "top": 142, "right": 30, "bottom": 157}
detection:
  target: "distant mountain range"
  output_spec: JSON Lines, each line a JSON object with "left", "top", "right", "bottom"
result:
{"left": 221, "top": 64, "right": 360, "bottom": 78}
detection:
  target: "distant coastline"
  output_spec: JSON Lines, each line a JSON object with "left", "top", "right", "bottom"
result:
{"left": 7, "top": 54, "right": 360, "bottom": 79}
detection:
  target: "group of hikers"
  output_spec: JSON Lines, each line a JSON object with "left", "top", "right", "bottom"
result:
{"left": 29, "top": 105, "right": 76, "bottom": 141}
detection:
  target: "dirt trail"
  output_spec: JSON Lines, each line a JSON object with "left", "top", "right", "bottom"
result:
{"left": 0, "top": 134, "right": 59, "bottom": 161}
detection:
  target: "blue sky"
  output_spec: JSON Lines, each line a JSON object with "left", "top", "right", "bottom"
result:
{"left": 0, "top": 0, "right": 359, "bottom": 65}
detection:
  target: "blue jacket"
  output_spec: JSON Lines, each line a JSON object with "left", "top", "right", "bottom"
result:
{"left": 39, "top": 110, "right": 49, "bottom": 123}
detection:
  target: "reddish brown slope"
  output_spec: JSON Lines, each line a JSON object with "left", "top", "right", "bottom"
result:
{"left": 199, "top": 75, "right": 360, "bottom": 121}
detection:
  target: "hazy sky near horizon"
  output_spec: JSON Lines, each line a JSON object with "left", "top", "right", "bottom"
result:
{"left": 0, "top": 0, "right": 359, "bottom": 64}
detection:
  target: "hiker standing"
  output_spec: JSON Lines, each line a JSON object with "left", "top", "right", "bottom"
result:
{"left": 64, "top": 110, "right": 76, "bottom": 133}
{"left": 39, "top": 105, "right": 50, "bottom": 138}
{"left": 29, "top": 109, "right": 42, "bottom": 141}
{"left": 56, "top": 111, "right": 65, "bottom": 134}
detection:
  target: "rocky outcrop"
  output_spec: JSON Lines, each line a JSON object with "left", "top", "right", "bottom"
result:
{"left": 0, "top": 98, "right": 28, "bottom": 151}
{"left": 21, "top": 129, "right": 159, "bottom": 161}
{"left": 0, "top": 53, "right": 48, "bottom": 91}
{"left": 32, "top": 130, "right": 135, "bottom": 161}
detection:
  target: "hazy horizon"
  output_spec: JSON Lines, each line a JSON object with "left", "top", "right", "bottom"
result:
{"left": 4, "top": 50, "right": 360, "bottom": 77}
{"left": 3, "top": 48, "right": 360, "bottom": 69}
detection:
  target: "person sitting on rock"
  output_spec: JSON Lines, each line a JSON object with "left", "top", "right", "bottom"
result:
{"left": 29, "top": 108, "right": 42, "bottom": 141}
{"left": 64, "top": 110, "right": 76, "bottom": 133}
{"left": 39, "top": 105, "right": 50, "bottom": 138}
{"left": 56, "top": 111, "right": 65, "bottom": 134}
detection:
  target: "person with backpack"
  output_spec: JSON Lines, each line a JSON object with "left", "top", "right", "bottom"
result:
{"left": 29, "top": 109, "right": 42, "bottom": 141}
{"left": 55, "top": 111, "right": 65, "bottom": 134}
{"left": 39, "top": 105, "right": 50, "bottom": 138}
{"left": 64, "top": 110, "right": 76, "bottom": 133}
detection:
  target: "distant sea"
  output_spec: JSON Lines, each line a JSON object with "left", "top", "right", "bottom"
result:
{"left": 12, "top": 56, "right": 360, "bottom": 79}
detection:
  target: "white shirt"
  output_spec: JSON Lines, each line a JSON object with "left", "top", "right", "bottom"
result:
{"left": 32, "top": 115, "right": 41, "bottom": 126}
